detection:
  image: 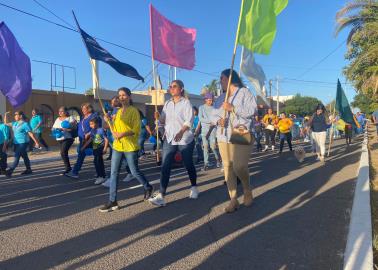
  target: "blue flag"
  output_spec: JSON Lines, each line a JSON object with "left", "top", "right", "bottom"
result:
{"left": 0, "top": 22, "right": 32, "bottom": 107}
{"left": 73, "top": 15, "right": 144, "bottom": 82}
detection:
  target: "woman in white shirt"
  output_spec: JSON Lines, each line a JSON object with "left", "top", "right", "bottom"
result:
{"left": 52, "top": 106, "right": 77, "bottom": 175}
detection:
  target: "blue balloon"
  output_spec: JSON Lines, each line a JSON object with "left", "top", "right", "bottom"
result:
{"left": 149, "top": 136, "right": 157, "bottom": 144}
{"left": 61, "top": 121, "right": 71, "bottom": 129}
{"left": 51, "top": 129, "right": 63, "bottom": 139}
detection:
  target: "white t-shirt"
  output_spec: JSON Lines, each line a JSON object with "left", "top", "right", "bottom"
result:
{"left": 52, "top": 116, "right": 75, "bottom": 141}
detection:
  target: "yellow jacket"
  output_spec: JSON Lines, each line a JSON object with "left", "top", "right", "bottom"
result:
{"left": 277, "top": 118, "right": 293, "bottom": 134}
{"left": 112, "top": 106, "right": 141, "bottom": 152}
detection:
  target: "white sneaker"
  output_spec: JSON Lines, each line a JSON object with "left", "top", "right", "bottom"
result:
{"left": 123, "top": 174, "right": 135, "bottom": 182}
{"left": 102, "top": 178, "right": 111, "bottom": 188}
{"left": 189, "top": 186, "right": 199, "bottom": 199}
{"left": 271, "top": 145, "right": 275, "bottom": 151}
{"left": 148, "top": 192, "right": 166, "bottom": 207}
{"left": 263, "top": 145, "right": 269, "bottom": 152}
{"left": 94, "top": 177, "right": 106, "bottom": 185}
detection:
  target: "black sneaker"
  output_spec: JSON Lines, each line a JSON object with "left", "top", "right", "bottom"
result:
{"left": 99, "top": 201, "right": 119, "bottom": 213}
{"left": 20, "top": 169, "right": 32, "bottom": 175}
{"left": 5, "top": 169, "right": 13, "bottom": 178}
{"left": 144, "top": 186, "right": 154, "bottom": 200}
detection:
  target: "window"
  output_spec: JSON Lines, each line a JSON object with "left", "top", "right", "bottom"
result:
{"left": 39, "top": 104, "right": 54, "bottom": 128}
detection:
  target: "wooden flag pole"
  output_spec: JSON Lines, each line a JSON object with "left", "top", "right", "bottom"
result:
{"left": 327, "top": 98, "right": 337, "bottom": 157}
{"left": 72, "top": 11, "right": 115, "bottom": 136}
{"left": 221, "top": 0, "right": 245, "bottom": 134}
{"left": 149, "top": 4, "right": 160, "bottom": 164}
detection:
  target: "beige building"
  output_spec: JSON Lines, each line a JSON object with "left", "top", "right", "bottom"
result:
{"left": 1, "top": 88, "right": 205, "bottom": 146}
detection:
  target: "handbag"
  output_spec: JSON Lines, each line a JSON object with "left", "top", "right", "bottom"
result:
{"left": 230, "top": 124, "right": 253, "bottom": 145}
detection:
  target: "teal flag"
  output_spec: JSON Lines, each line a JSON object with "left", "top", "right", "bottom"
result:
{"left": 237, "top": 0, "right": 288, "bottom": 55}
{"left": 335, "top": 79, "right": 356, "bottom": 127}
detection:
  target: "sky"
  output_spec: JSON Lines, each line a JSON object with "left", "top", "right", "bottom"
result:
{"left": 0, "top": 0, "right": 354, "bottom": 104}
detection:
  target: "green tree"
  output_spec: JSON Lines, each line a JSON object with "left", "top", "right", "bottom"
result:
{"left": 351, "top": 90, "right": 378, "bottom": 113}
{"left": 205, "top": 79, "right": 219, "bottom": 96}
{"left": 335, "top": 1, "right": 378, "bottom": 94}
{"left": 283, "top": 94, "right": 322, "bottom": 116}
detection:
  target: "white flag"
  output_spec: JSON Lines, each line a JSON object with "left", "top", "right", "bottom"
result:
{"left": 241, "top": 47, "right": 270, "bottom": 106}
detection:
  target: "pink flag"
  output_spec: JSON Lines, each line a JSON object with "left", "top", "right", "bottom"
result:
{"left": 150, "top": 4, "right": 196, "bottom": 70}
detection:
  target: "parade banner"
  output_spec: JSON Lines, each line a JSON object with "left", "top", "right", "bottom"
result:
{"left": 0, "top": 22, "right": 31, "bottom": 107}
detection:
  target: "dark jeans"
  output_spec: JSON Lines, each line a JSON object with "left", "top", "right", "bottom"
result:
{"left": 279, "top": 132, "right": 293, "bottom": 152}
{"left": 72, "top": 138, "right": 91, "bottom": 175}
{"left": 194, "top": 136, "right": 203, "bottom": 161}
{"left": 345, "top": 127, "right": 352, "bottom": 144}
{"left": 29, "top": 132, "right": 49, "bottom": 151}
{"left": 93, "top": 147, "right": 106, "bottom": 178}
{"left": 59, "top": 138, "right": 74, "bottom": 172}
{"left": 265, "top": 129, "right": 276, "bottom": 147}
{"left": 0, "top": 143, "right": 7, "bottom": 171}
{"left": 253, "top": 132, "right": 263, "bottom": 151}
{"left": 10, "top": 143, "right": 31, "bottom": 171}
{"left": 160, "top": 140, "right": 197, "bottom": 195}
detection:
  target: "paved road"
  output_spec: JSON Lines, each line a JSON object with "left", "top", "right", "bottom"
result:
{"left": 0, "top": 138, "right": 362, "bottom": 270}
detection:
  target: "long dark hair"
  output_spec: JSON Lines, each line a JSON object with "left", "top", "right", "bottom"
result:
{"left": 221, "top": 69, "right": 245, "bottom": 88}
{"left": 314, "top": 103, "right": 326, "bottom": 113}
{"left": 15, "top": 111, "right": 27, "bottom": 121}
{"left": 117, "top": 87, "right": 133, "bottom": 105}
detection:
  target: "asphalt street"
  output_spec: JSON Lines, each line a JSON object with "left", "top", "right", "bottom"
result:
{"left": 0, "top": 137, "right": 362, "bottom": 270}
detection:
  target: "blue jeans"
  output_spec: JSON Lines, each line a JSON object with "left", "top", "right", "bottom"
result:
{"left": 10, "top": 143, "right": 31, "bottom": 171}
{"left": 160, "top": 140, "right": 197, "bottom": 195}
{"left": 72, "top": 138, "right": 91, "bottom": 175}
{"left": 138, "top": 131, "right": 147, "bottom": 157}
{"left": 201, "top": 133, "right": 220, "bottom": 165}
{"left": 109, "top": 150, "right": 151, "bottom": 202}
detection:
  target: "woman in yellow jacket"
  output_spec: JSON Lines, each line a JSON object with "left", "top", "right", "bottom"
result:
{"left": 277, "top": 112, "right": 293, "bottom": 154}
{"left": 99, "top": 87, "right": 153, "bottom": 213}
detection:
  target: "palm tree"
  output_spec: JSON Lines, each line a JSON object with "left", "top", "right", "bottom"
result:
{"left": 335, "top": 0, "right": 378, "bottom": 93}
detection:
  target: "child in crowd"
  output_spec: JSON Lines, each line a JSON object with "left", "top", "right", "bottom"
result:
{"left": 81, "top": 117, "right": 108, "bottom": 185}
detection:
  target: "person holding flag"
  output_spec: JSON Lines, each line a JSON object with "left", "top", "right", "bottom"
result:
{"left": 99, "top": 87, "right": 153, "bottom": 213}
{"left": 212, "top": 69, "right": 257, "bottom": 213}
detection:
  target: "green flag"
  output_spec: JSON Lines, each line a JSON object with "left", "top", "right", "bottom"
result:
{"left": 335, "top": 79, "right": 356, "bottom": 127}
{"left": 237, "top": 0, "right": 288, "bottom": 55}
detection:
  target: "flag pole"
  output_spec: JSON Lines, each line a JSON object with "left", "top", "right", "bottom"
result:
{"left": 327, "top": 84, "right": 338, "bottom": 157}
{"left": 221, "top": 0, "right": 245, "bottom": 134}
{"left": 71, "top": 11, "right": 115, "bottom": 135}
{"left": 149, "top": 4, "right": 160, "bottom": 164}
{"left": 238, "top": 46, "right": 244, "bottom": 76}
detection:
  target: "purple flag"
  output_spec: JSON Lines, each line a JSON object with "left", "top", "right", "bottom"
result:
{"left": 0, "top": 22, "right": 31, "bottom": 107}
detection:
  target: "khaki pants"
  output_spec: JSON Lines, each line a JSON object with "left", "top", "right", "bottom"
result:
{"left": 311, "top": 131, "right": 326, "bottom": 157}
{"left": 218, "top": 142, "right": 252, "bottom": 200}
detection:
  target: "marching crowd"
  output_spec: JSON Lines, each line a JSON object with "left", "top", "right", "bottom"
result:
{"left": 0, "top": 69, "right": 369, "bottom": 213}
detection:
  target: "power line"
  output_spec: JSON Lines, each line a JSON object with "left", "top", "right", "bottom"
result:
{"left": 282, "top": 77, "right": 352, "bottom": 85}
{"left": 31, "top": 0, "right": 73, "bottom": 28}
{"left": 296, "top": 40, "right": 346, "bottom": 79}
{"left": 1, "top": 1, "right": 217, "bottom": 79}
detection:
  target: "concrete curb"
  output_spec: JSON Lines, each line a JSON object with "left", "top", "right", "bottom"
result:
{"left": 344, "top": 131, "right": 374, "bottom": 270}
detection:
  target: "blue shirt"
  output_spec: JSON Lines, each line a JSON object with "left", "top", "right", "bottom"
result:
{"left": 12, "top": 121, "right": 32, "bottom": 144}
{"left": 30, "top": 115, "right": 43, "bottom": 133}
{"left": 160, "top": 97, "right": 194, "bottom": 145}
{"left": 212, "top": 87, "right": 257, "bottom": 143}
{"left": 0, "top": 123, "right": 10, "bottom": 145}
{"left": 78, "top": 113, "right": 102, "bottom": 139}
{"left": 91, "top": 127, "right": 106, "bottom": 149}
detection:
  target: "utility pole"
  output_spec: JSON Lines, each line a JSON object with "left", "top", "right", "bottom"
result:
{"left": 269, "top": 79, "right": 273, "bottom": 109}
{"left": 276, "top": 76, "right": 280, "bottom": 115}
